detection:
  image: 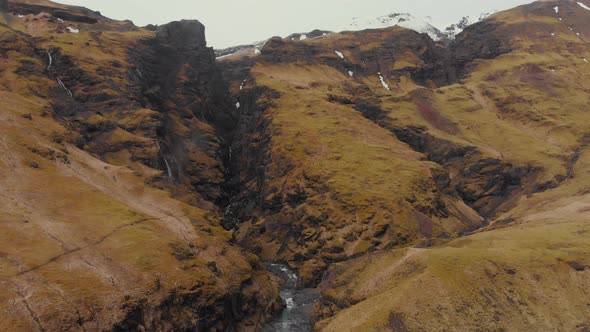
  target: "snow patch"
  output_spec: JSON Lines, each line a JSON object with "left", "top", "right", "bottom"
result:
{"left": 584, "top": 58, "right": 589, "bottom": 63}
{"left": 442, "top": 11, "right": 497, "bottom": 40}
{"left": 335, "top": 50, "right": 345, "bottom": 59}
{"left": 378, "top": 72, "right": 390, "bottom": 91}
{"left": 254, "top": 48, "right": 261, "bottom": 54}
{"left": 299, "top": 34, "right": 307, "bottom": 40}
{"left": 57, "top": 18, "right": 65, "bottom": 23}
{"left": 348, "top": 71, "right": 354, "bottom": 77}
{"left": 216, "top": 52, "right": 237, "bottom": 60}
{"left": 17, "top": 14, "right": 25, "bottom": 18}
{"left": 578, "top": 2, "right": 590, "bottom": 10}
{"left": 66, "top": 27, "right": 79, "bottom": 33}
{"left": 235, "top": 102, "right": 240, "bottom": 109}
{"left": 551, "top": 33, "right": 555, "bottom": 36}
{"left": 554, "top": 6, "right": 559, "bottom": 14}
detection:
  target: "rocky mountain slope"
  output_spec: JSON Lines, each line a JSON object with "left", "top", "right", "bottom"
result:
{"left": 0, "top": 0, "right": 281, "bottom": 330}
{"left": 214, "top": 10, "right": 495, "bottom": 60}
{"left": 1, "top": 0, "right": 590, "bottom": 331}
{"left": 218, "top": 0, "right": 590, "bottom": 330}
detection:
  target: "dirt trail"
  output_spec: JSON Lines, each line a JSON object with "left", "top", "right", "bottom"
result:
{"left": 62, "top": 146, "right": 198, "bottom": 242}
{"left": 522, "top": 195, "right": 590, "bottom": 223}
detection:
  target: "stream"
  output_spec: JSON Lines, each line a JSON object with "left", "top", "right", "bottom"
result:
{"left": 262, "top": 263, "right": 320, "bottom": 332}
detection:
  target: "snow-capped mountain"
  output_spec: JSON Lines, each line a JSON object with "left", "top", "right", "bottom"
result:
{"left": 215, "top": 11, "right": 497, "bottom": 59}
{"left": 344, "top": 13, "right": 446, "bottom": 41}
{"left": 443, "top": 11, "right": 498, "bottom": 39}
{"left": 342, "top": 11, "right": 498, "bottom": 41}
{"left": 215, "top": 40, "right": 267, "bottom": 59}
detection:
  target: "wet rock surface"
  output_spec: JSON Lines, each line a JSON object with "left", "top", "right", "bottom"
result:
{"left": 263, "top": 263, "right": 319, "bottom": 332}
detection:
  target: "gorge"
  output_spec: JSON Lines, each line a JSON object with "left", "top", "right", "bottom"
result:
{"left": 1, "top": 0, "right": 590, "bottom": 331}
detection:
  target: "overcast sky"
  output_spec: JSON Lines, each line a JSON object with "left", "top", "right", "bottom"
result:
{"left": 54, "top": 0, "right": 534, "bottom": 48}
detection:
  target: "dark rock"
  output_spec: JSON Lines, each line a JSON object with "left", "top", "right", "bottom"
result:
{"left": 128, "top": 19, "right": 234, "bottom": 204}
{"left": 567, "top": 261, "right": 588, "bottom": 272}
{"left": 156, "top": 20, "right": 207, "bottom": 50}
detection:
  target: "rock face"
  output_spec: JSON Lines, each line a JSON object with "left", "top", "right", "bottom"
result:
{"left": 128, "top": 20, "right": 236, "bottom": 206}
{"left": 217, "top": 23, "right": 522, "bottom": 287}
{"left": 0, "top": 1, "right": 280, "bottom": 331}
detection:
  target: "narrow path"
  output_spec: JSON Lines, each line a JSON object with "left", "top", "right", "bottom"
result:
{"left": 10, "top": 214, "right": 185, "bottom": 278}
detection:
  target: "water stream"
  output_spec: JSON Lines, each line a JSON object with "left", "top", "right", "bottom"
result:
{"left": 46, "top": 49, "right": 52, "bottom": 70}
{"left": 263, "top": 263, "right": 320, "bottom": 332}
{"left": 56, "top": 78, "right": 73, "bottom": 98}
{"left": 163, "top": 157, "right": 173, "bottom": 178}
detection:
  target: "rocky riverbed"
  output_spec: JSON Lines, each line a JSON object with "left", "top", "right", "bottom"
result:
{"left": 263, "top": 263, "right": 320, "bottom": 332}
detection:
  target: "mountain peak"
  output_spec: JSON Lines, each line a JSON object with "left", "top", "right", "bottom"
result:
{"left": 346, "top": 12, "right": 445, "bottom": 40}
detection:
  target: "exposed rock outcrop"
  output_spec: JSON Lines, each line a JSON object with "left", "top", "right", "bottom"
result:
{"left": 0, "top": 2, "right": 281, "bottom": 331}
{"left": 128, "top": 20, "right": 236, "bottom": 206}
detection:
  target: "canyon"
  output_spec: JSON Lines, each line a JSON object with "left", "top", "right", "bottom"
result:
{"left": 1, "top": 0, "right": 590, "bottom": 331}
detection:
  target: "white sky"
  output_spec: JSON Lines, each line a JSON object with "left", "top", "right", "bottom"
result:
{"left": 54, "top": 0, "right": 534, "bottom": 48}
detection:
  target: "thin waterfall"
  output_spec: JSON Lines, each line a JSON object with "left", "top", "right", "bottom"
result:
{"left": 56, "top": 78, "right": 72, "bottom": 97}
{"left": 46, "top": 49, "right": 52, "bottom": 70}
{"left": 155, "top": 140, "right": 173, "bottom": 178}
{"left": 163, "top": 158, "right": 173, "bottom": 178}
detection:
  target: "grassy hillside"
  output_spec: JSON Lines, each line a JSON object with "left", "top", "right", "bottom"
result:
{"left": 0, "top": 2, "right": 281, "bottom": 330}
{"left": 219, "top": 0, "right": 590, "bottom": 329}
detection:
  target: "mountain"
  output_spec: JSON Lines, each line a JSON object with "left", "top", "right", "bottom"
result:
{"left": 0, "top": 1, "right": 281, "bottom": 330}
{"left": 218, "top": 0, "right": 590, "bottom": 330}
{"left": 2, "top": 0, "right": 590, "bottom": 331}
{"left": 344, "top": 12, "right": 447, "bottom": 40}
{"left": 214, "top": 11, "right": 496, "bottom": 61}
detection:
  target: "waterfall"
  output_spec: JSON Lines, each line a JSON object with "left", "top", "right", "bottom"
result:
{"left": 56, "top": 78, "right": 73, "bottom": 97}
{"left": 163, "top": 158, "right": 173, "bottom": 178}
{"left": 154, "top": 140, "right": 172, "bottom": 178}
{"left": 46, "top": 49, "right": 52, "bottom": 70}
